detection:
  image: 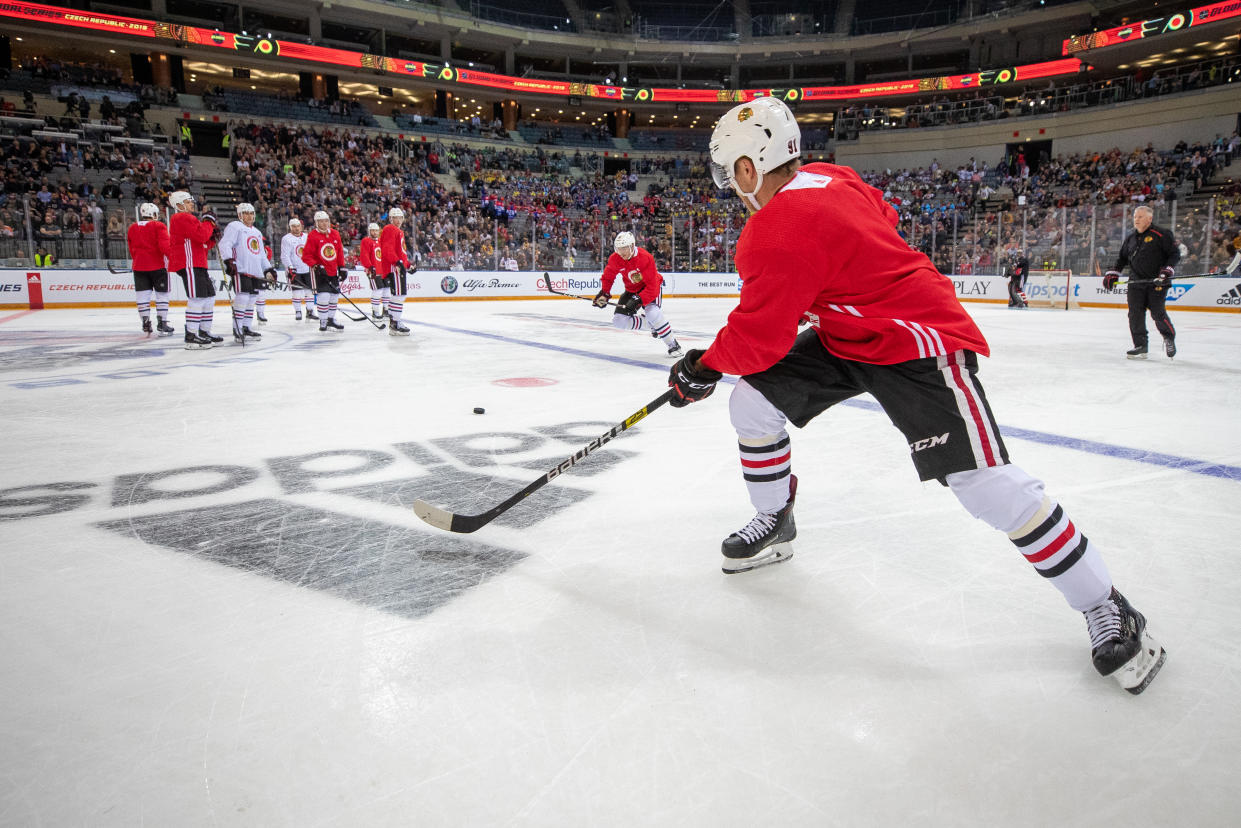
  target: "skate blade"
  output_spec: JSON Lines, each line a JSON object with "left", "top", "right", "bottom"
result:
{"left": 1126, "top": 353, "right": 1148, "bottom": 360}
{"left": 722, "top": 542, "right": 794, "bottom": 574}
{"left": 1115, "top": 631, "right": 1167, "bottom": 695}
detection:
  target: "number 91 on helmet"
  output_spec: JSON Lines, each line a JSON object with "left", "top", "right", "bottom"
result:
{"left": 708, "top": 97, "right": 801, "bottom": 210}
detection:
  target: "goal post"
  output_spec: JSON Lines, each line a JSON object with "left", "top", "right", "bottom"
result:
{"left": 1025, "top": 269, "right": 1080, "bottom": 310}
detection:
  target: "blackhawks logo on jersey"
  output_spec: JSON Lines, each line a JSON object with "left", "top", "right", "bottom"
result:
{"left": 296, "top": 244, "right": 305, "bottom": 258}
{"left": 374, "top": 248, "right": 383, "bottom": 261}
{"left": 1144, "top": 236, "right": 1153, "bottom": 243}
{"left": 321, "top": 243, "right": 338, "bottom": 261}
{"left": 247, "top": 236, "right": 262, "bottom": 254}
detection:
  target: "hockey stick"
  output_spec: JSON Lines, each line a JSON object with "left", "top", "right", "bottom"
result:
{"left": 413, "top": 388, "right": 675, "bottom": 533}
{"left": 542, "top": 272, "right": 616, "bottom": 306}
{"left": 107, "top": 262, "right": 132, "bottom": 275}
{"left": 339, "top": 289, "right": 386, "bottom": 329}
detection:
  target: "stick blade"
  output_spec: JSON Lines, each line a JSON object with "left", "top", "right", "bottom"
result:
{"left": 412, "top": 499, "right": 486, "bottom": 533}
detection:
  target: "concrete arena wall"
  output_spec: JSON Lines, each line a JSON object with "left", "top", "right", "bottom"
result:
{"left": 3, "top": 269, "right": 1238, "bottom": 313}
{"left": 833, "top": 84, "right": 1241, "bottom": 172}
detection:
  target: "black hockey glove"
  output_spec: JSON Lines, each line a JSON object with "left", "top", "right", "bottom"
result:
{"left": 314, "top": 265, "right": 327, "bottom": 280}
{"left": 366, "top": 266, "right": 376, "bottom": 278}
{"left": 1103, "top": 271, "right": 1121, "bottom": 290}
{"left": 263, "top": 267, "right": 278, "bottom": 285}
{"left": 668, "top": 349, "right": 723, "bottom": 408}
{"left": 1155, "top": 266, "right": 1174, "bottom": 288}
{"left": 592, "top": 290, "right": 610, "bottom": 308}
{"left": 616, "top": 291, "right": 643, "bottom": 316}
{"left": 200, "top": 211, "right": 217, "bottom": 226}
{"left": 223, "top": 258, "right": 237, "bottom": 277}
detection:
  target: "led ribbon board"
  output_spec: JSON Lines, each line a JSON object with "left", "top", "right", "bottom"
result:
{"left": 0, "top": 1, "right": 1080, "bottom": 103}
{"left": 1062, "top": 1, "right": 1241, "bottom": 55}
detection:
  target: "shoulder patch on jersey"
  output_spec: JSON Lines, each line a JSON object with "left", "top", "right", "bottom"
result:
{"left": 782, "top": 171, "right": 834, "bottom": 192}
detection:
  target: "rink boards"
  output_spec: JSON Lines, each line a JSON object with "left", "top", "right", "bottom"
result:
{"left": 2, "top": 268, "right": 1239, "bottom": 312}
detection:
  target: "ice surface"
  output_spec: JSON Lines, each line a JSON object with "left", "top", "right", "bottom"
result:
{"left": 1, "top": 299, "right": 1239, "bottom": 826}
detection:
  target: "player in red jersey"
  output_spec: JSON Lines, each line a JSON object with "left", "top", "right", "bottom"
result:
{"left": 167, "top": 190, "right": 221, "bottom": 350}
{"left": 666, "top": 97, "right": 1164, "bottom": 694}
{"left": 126, "top": 202, "right": 174, "bottom": 336}
{"left": 378, "top": 207, "right": 411, "bottom": 336}
{"left": 358, "top": 222, "right": 386, "bottom": 320}
{"left": 302, "top": 210, "right": 345, "bottom": 333}
{"left": 592, "top": 230, "right": 682, "bottom": 357}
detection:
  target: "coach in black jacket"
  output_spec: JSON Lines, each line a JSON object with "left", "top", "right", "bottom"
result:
{"left": 1104, "top": 205, "right": 1180, "bottom": 359}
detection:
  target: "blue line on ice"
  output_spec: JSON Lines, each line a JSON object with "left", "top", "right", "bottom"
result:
{"left": 411, "top": 320, "right": 1241, "bottom": 483}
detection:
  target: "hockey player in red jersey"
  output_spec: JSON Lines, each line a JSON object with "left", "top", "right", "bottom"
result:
{"left": 167, "top": 190, "right": 222, "bottom": 350}
{"left": 359, "top": 222, "right": 386, "bottom": 320}
{"left": 593, "top": 230, "right": 682, "bottom": 357}
{"left": 666, "top": 97, "right": 1164, "bottom": 694}
{"left": 302, "top": 210, "right": 346, "bottom": 333}
{"left": 378, "top": 207, "right": 411, "bottom": 336}
{"left": 126, "top": 202, "right": 174, "bottom": 337}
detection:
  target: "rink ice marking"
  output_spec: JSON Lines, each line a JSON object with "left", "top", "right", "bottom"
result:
{"left": 410, "top": 319, "right": 1241, "bottom": 484}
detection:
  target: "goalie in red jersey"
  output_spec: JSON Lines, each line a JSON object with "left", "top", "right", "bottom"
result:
{"left": 665, "top": 96, "right": 1164, "bottom": 694}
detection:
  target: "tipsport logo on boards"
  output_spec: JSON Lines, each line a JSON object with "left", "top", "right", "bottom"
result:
{"left": 0, "top": 428, "right": 639, "bottom": 620}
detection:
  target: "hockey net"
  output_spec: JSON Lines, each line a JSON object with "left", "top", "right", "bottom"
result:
{"left": 1025, "top": 269, "right": 1080, "bottom": 310}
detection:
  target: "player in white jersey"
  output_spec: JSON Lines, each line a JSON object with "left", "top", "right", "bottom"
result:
{"left": 218, "top": 203, "right": 276, "bottom": 343}
{"left": 281, "top": 218, "right": 315, "bottom": 321}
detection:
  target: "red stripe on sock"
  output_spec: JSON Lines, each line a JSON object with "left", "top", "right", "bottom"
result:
{"left": 740, "top": 451, "right": 791, "bottom": 469}
{"left": 1024, "top": 520, "right": 1077, "bottom": 564}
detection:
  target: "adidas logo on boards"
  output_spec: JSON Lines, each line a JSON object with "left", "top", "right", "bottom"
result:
{"left": 1219, "top": 284, "right": 1241, "bottom": 306}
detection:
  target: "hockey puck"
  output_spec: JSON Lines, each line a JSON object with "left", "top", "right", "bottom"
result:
{"left": 473, "top": 407, "right": 485, "bottom": 414}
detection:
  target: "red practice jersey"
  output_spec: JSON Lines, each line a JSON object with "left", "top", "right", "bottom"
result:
{"left": 168, "top": 211, "right": 217, "bottom": 271}
{"left": 701, "top": 163, "right": 989, "bottom": 376}
{"left": 378, "top": 224, "right": 409, "bottom": 275}
{"left": 600, "top": 247, "right": 662, "bottom": 304}
{"left": 359, "top": 236, "right": 379, "bottom": 271}
{"left": 127, "top": 220, "right": 170, "bottom": 271}
{"left": 302, "top": 228, "right": 345, "bottom": 276}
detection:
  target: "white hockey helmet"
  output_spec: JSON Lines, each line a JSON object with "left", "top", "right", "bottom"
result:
{"left": 367, "top": 222, "right": 380, "bottom": 233}
{"left": 138, "top": 202, "right": 159, "bottom": 219}
{"left": 236, "top": 202, "right": 256, "bottom": 215}
{"left": 169, "top": 190, "right": 194, "bottom": 210}
{"left": 708, "top": 97, "right": 801, "bottom": 210}
{"left": 613, "top": 230, "right": 636, "bottom": 259}
{"left": 313, "top": 210, "right": 330, "bottom": 223}
{"left": 388, "top": 206, "right": 405, "bottom": 219}
{"left": 288, "top": 217, "right": 302, "bottom": 228}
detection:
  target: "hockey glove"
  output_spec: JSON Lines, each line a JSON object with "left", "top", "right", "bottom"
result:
{"left": 616, "top": 291, "right": 643, "bottom": 317}
{"left": 1155, "top": 266, "right": 1174, "bottom": 287}
{"left": 366, "top": 266, "right": 376, "bottom": 278}
{"left": 263, "top": 267, "right": 278, "bottom": 285}
{"left": 314, "top": 265, "right": 328, "bottom": 281}
{"left": 1103, "top": 271, "right": 1121, "bottom": 290}
{"left": 200, "top": 211, "right": 217, "bottom": 226}
{"left": 592, "top": 290, "right": 611, "bottom": 308}
{"left": 223, "top": 258, "right": 237, "bottom": 277}
{"left": 668, "top": 349, "right": 723, "bottom": 408}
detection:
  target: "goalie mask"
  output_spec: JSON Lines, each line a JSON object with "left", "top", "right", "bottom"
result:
{"left": 709, "top": 97, "right": 801, "bottom": 211}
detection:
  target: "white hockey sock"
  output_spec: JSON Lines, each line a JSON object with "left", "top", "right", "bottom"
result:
{"left": 136, "top": 289, "right": 152, "bottom": 319}
{"left": 329, "top": 297, "right": 339, "bottom": 320}
{"left": 154, "top": 291, "right": 169, "bottom": 320}
{"left": 947, "top": 465, "right": 1113, "bottom": 612}
{"left": 389, "top": 298, "right": 404, "bottom": 323}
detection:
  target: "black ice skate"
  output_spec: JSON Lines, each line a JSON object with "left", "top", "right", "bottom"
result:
{"left": 256, "top": 313, "right": 268, "bottom": 325}
{"left": 372, "top": 311, "right": 383, "bottom": 320}
{"left": 184, "top": 331, "right": 207, "bottom": 350}
{"left": 156, "top": 319, "right": 174, "bottom": 336}
{"left": 1126, "top": 345, "right": 1148, "bottom": 360}
{"left": 1163, "top": 336, "right": 1176, "bottom": 359}
{"left": 306, "top": 309, "right": 319, "bottom": 321}
{"left": 142, "top": 317, "right": 153, "bottom": 335}
{"left": 721, "top": 475, "right": 797, "bottom": 574}
{"left": 1083, "top": 588, "right": 1166, "bottom": 695}
{"left": 242, "top": 327, "right": 262, "bottom": 339}
{"left": 325, "top": 318, "right": 345, "bottom": 332}
{"left": 667, "top": 341, "right": 684, "bottom": 358}
{"left": 295, "top": 311, "right": 303, "bottom": 321}
{"left": 233, "top": 328, "right": 245, "bottom": 344}
{"left": 200, "top": 331, "right": 224, "bottom": 344}
{"left": 389, "top": 322, "right": 411, "bottom": 336}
